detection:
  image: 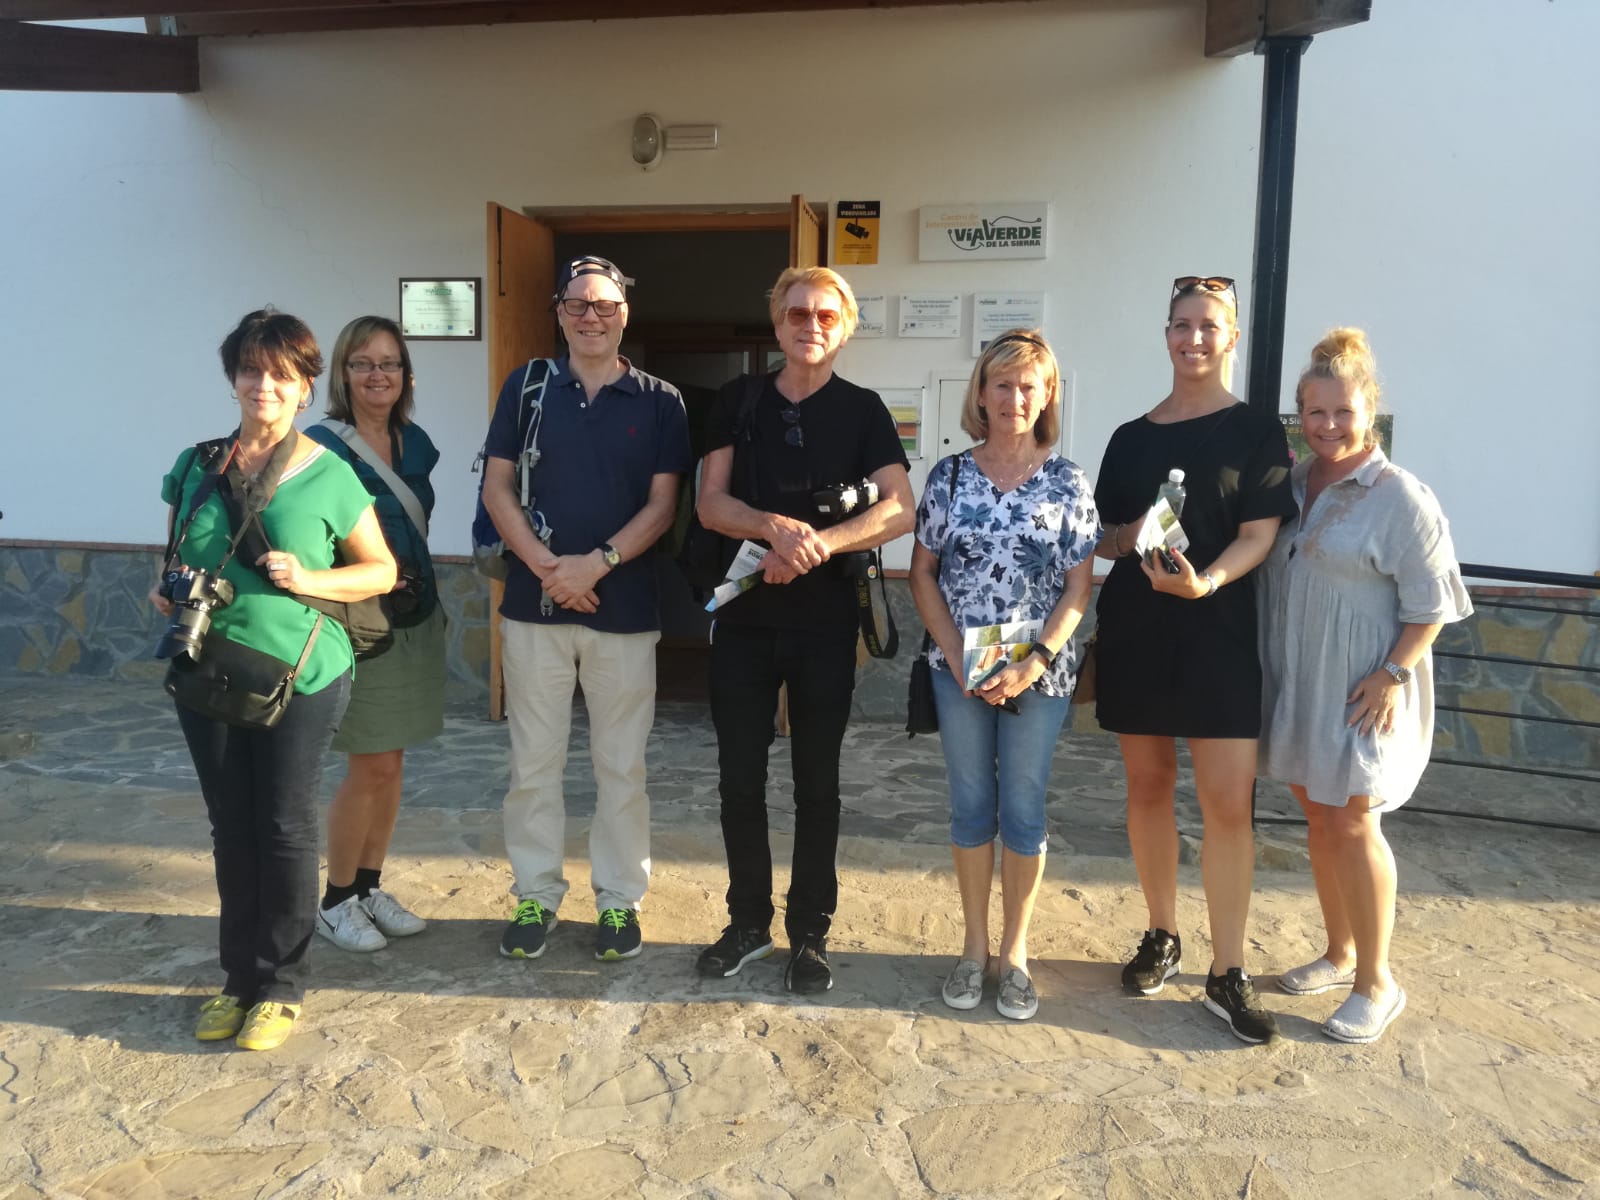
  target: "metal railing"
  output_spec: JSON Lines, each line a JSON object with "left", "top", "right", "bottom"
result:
{"left": 1432, "top": 564, "right": 1600, "bottom": 791}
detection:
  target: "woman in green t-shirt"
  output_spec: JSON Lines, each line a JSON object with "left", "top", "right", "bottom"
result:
{"left": 151, "top": 308, "right": 395, "bottom": 1052}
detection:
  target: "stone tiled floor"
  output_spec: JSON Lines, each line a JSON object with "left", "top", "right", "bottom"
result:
{"left": 2, "top": 673, "right": 1598, "bottom": 1198}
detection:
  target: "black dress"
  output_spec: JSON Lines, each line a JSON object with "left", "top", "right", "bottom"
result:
{"left": 1092, "top": 404, "right": 1295, "bottom": 738}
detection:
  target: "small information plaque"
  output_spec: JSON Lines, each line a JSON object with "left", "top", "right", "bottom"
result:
{"left": 399, "top": 278, "right": 481, "bottom": 341}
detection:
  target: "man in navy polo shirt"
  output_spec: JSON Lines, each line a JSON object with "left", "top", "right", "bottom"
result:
{"left": 481, "top": 255, "right": 691, "bottom": 963}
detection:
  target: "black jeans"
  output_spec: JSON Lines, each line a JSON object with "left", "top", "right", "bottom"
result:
{"left": 709, "top": 622, "right": 857, "bottom": 940}
{"left": 176, "top": 672, "right": 350, "bottom": 1005}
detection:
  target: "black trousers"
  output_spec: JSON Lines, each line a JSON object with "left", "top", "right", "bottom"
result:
{"left": 709, "top": 623, "right": 857, "bottom": 940}
{"left": 175, "top": 672, "right": 350, "bottom": 1005}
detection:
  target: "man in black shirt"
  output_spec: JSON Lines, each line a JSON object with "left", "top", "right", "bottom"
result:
{"left": 694, "top": 267, "right": 914, "bottom": 992}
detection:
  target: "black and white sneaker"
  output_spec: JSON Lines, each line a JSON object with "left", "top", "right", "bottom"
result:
{"left": 1121, "top": 929, "right": 1182, "bottom": 995}
{"left": 1204, "top": 967, "right": 1280, "bottom": 1044}
{"left": 696, "top": 925, "right": 774, "bottom": 978}
{"left": 784, "top": 934, "right": 833, "bottom": 994}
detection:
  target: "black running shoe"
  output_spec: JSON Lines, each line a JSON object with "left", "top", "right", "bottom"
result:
{"left": 1121, "top": 928, "right": 1182, "bottom": 995}
{"left": 1203, "top": 967, "right": 1280, "bottom": 1044}
{"left": 499, "top": 899, "right": 557, "bottom": 960}
{"left": 696, "top": 925, "right": 774, "bottom": 978}
{"left": 595, "top": 908, "right": 643, "bottom": 961}
{"left": 784, "top": 934, "right": 833, "bottom": 994}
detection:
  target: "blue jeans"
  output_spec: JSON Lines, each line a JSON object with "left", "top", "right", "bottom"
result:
{"left": 176, "top": 671, "right": 351, "bottom": 1005}
{"left": 931, "top": 666, "right": 1069, "bottom": 855}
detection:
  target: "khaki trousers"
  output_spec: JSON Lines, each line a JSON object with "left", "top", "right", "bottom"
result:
{"left": 500, "top": 620, "right": 658, "bottom": 914}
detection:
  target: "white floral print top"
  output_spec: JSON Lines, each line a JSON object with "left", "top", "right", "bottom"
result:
{"left": 915, "top": 451, "right": 1101, "bottom": 698}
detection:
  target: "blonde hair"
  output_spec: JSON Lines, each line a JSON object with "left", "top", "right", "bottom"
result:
{"left": 960, "top": 328, "right": 1061, "bottom": 446}
{"left": 1296, "top": 327, "right": 1381, "bottom": 449}
{"left": 326, "top": 315, "right": 415, "bottom": 429}
{"left": 1167, "top": 281, "right": 1240, "bottom": 392}
{"left": 767, "top": 266, "right": 859, "bottom": 340}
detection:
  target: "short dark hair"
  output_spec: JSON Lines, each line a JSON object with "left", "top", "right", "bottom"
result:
{"left": 219, "top": 307, "right": 323, "bottom": 387}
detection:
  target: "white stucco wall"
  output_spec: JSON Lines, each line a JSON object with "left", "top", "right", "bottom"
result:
{"left": 1, "top": 0, "right": 1595, "bottom": 576}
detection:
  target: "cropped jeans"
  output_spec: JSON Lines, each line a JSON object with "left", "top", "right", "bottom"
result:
{"left": 930, "top": 665, "right": 1069, "bottom": 856}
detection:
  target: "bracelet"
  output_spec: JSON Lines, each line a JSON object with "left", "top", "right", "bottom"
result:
{"left": 1028, "top": 641, "right": 1059, "bottom": 668}
{"left": 1199, "top": 571, "right": 1219, "bottom": 598}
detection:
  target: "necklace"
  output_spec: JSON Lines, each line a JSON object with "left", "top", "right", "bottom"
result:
{"left": 981, "top": 448, "right": 1041, "bottom": 490}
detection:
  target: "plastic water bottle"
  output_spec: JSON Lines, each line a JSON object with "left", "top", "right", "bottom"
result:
{"left": 1157, "top": 468, "right": 1186, "bottom": 518}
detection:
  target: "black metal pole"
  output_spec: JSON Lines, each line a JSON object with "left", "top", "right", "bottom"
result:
{"left": 1245, "top": 35, "right": 1312, "bottom": 416}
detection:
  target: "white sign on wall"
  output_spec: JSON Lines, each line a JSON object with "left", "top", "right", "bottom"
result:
{"left": 899, "top": 293, "right": 961, "bottom": 338}
{"left": 972, "top": 291, "right": 1046, "bottom": 355}
{"left": 918, "top": 203, "right": 1048, "bottom": 261}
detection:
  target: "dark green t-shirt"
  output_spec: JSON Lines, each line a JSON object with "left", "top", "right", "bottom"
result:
{"left": 161, "top": 443, "right": 373, "bottom": 694}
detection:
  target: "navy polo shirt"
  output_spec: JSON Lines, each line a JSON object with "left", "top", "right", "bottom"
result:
{"left": 484, "top": 355, "right": 691, "bottom": 633}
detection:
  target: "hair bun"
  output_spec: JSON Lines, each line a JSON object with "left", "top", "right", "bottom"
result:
{"left": 1312, "top": 327, "right": 1373, "bottom": 368}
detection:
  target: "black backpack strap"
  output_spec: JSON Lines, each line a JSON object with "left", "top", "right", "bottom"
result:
{"left": 729, "top": 371, "right": 770, "bottom": 503}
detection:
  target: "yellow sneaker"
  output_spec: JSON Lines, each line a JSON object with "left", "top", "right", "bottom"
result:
{"left": 194, "top": 994, "right": 247, "bottom": 1042}
{"left": 235, "top": 1001, "right": 301, "bottom": 1051}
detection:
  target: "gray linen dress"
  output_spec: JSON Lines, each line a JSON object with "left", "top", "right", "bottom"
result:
{"left": 1257, "top": 449, "right": 1472, "bottom": 810}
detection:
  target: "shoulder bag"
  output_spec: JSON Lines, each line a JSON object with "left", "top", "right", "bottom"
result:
{"left": 906, "top": 455, "right": 961, "bottom": 737}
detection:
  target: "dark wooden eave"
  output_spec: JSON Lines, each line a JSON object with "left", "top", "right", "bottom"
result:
{"left": 0, "top": 19, "right": 196, "bottom": 90}
{"left": 0, "top": 0, "right": 1371, "bottom": 93}
{"left": 1205, "top": 0, "right": 1372, "bottom": 57}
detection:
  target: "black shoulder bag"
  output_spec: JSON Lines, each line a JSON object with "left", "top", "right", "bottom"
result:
{"left": 159, "top": 438, "right": 325, "bottom": 731}
{"left": 676, "top": 372, "right": 768, "bottom": 594}
{"left": 906, "top": 455, "right": 961, "bottom": 736}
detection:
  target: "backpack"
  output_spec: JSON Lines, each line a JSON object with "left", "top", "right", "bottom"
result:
{"left": 471, "top": 358, "right": 555, "bottom": 580}
{"left": 675, "top": 372, "right": 768, "bottom": 593}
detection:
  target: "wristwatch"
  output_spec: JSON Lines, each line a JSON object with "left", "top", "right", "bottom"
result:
{"left": 1381, "top": 661, "right": 1412, "bottom": 685}
{"left": 1028, "top": 642, "right": 1059, "bottom": 668}
{"left": 598, "top": 542, "right": 622, "bottom": 570}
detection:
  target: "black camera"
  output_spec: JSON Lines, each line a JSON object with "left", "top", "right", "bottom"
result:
{"left": 389, "top": 563, "right": 423, "bottom": 616}
{"left": 812, "top": 479, "right": 879, "bottom": 524}
{"left": 154, "top": 567, "right": 235, "bottom": 664}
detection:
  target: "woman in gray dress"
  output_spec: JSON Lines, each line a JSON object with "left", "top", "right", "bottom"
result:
{"left": 1257, "top": 328, "right": 1472, "bottom": 1044}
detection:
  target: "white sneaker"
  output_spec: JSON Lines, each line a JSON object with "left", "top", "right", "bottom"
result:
{"left": 316, "top": 894, "right": 387, "bottom": 952}
{"left": 361, "top": 889, "right": 426, "bottom": 938}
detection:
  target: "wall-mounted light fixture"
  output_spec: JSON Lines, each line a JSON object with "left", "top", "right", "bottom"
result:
{"left": 631, "top": 114, "right": 719, "bottom": 170}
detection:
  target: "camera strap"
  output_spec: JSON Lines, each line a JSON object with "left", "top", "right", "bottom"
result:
{"left": 919, "top": 453, "right": 964, "bottom": 662}
{"left": 162, "top": 437, "right": 258, "bottom": 577}
{"left": 853, "top": 548, "right": 899, "bottom": 659}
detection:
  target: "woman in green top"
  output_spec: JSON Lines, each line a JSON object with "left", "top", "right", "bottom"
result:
{"left": 150, "top": 308, "right": 395, "bottom": 1052}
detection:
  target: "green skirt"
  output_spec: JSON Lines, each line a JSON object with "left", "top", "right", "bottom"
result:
{"left": 333, "top": 604, "right": 447, "bottom": 754}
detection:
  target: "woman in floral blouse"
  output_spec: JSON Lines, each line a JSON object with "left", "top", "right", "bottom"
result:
{"left": 909, "top": 330, "right": 1100, "bottom": 1020}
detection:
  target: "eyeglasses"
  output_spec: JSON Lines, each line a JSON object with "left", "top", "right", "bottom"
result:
{"left": 784, "top": 306, "right": 842, "bottom": 330}
{"left": 780, "top": 404, "right": 804, "bottom": 448}
{"left": 1171, "top": 276, "right": 1237, "bottom": 302}
{"left": 347, "top": 359, "right": 404, "bottom": 374}
{"left": 555, "top": 298, "right": 624, "bottom": 318}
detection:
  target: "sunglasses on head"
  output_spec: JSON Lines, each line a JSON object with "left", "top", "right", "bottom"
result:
{"left": 784, "top": 306, "right": 842, "bottom": 331}
{"left": 1172, "top": 276, "right": 1237, "bottom": 301}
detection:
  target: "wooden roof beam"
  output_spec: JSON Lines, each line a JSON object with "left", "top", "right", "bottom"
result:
{"left": 0, "top": 1, "right": 486, "bottom": 15}
{"left": 1206, "top": 0, "right": 1371, "bottom": 58}
{"left": 0, "top": 19, "right": 198, "bottom": 91}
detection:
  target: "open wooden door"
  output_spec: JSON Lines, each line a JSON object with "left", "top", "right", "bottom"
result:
{"left": 789, "top": 194, "right": 824, "bottom": 268}
{"left": 485, "top": 201, "right": 556, "bottom": 719}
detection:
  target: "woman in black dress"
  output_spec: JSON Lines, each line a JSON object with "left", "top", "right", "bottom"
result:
{"left": 1093, "top": 276, "right": 1295, "bottom": 1044}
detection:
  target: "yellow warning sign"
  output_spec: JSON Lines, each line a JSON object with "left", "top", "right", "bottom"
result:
{"left": 833, "top": 200, "right": 880, "bottom": 266}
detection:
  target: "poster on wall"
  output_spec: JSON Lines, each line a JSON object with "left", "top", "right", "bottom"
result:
{"left": 899, "top": 293, "right": 961, "bottom": 338}
{"left": 918, "top": 203, "right": 1048, "bottom": 261}
{"left": 972, "top": 292, "right": 1046, "bottom": 356}
{"left": 1282, "top": 413, "right": 1393, "bottom": 463}
{"left": 874, "top": 387, "right": 925, "bottom": 458}
{"left": 854, "top": 294, "right": 887, "bottom": 338}
{"left": 833, "top": 200, "right": 880, "bottom": 266}
{"left": 399, "top": 278, "right": 481, "bottom": 340}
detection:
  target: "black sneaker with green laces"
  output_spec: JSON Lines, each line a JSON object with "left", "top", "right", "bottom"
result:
{"left": 1204, "top": 967, "right": 1280, "bottom": 1044}
{"left": 499, "top": 899, "right": 557, "bottom": 959}
{"left": 595, "top": 908, "right": 643, "bottom": 961}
